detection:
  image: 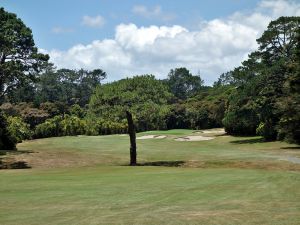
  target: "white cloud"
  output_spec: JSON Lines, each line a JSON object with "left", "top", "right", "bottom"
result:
{"left": 81, "top": 15, "right": 105, "bottom": 28}
{"left": 132, "top": 5, "right": 161, "bottom": 17}
{"left": 52, "top": 27, "right": 74, "bottom": 34}
{"left": 132, "top": 5, "right": 176, "bottom": 22}
{"left": 46, "top": 0, "right": 300, "bottom": 85}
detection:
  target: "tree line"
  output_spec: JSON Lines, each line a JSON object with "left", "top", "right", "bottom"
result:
{"left": 0, "top": 7, "right": 299, "bottom": 150}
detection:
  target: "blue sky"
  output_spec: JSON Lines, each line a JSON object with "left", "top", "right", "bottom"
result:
{"left": 1, "top": 0, "right": 300, "bottom": 84}
{"left": 2, "top": 0, "right": 261, "bottom": 50}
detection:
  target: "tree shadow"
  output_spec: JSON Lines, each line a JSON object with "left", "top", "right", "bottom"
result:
{"left": 281, "top": 146, "right": 300, "bottom": 150}
{"left": 136, "top": 161, "right": 185, "bottom": 167}
{"left": 215, "top": 133, "right": 229, "bottom": 137}
{"left": 230, "top": 137, "right": 265, "bottom": 144}
{"left": 0, "top": 159, "right": 31, "bottom": 169}
{"left": 1, "top": 150, "right": 35, "bottom": 154}
{"left": 0, "top": 150, "right": 32, "bottom": 169}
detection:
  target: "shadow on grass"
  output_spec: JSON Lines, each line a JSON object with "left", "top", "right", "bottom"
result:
{"left": 134, "top": 161, "right": 185, "bottom": 167}
{"left": 0, "top": 150, "right": 32, "bottom": 169}
{"left": 0, "top": 159, "right": 31, "bottom": 169}
{"left": 230, "top": 137, "right": 265, "bottom": 144}
{"left": 281, "top": 146, "right": 300, "bottom": 150}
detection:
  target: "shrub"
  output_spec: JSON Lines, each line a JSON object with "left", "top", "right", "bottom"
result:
{"left": 7, "top": 116, "right": 32, "bottom": 143}
{"left": 0, "top": 111, "right": 16, "bottom": 150}
{"left": 86, "top": 118, "right": 127, "bottom": 135}
{"left": 61, "top": 115, "right": 87, "bottom": 136}
{"left": 256, "top": 121, "right": 277, "bottom": 141}
{"left": 34, "top": 116, "right": 63, "bottom": 138}
{"left": 223, "top": 109, "right": 259, "bottom": 135}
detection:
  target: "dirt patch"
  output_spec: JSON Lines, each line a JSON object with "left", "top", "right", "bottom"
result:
{"left": 137, "top": 135, "right": 167, "bottom": 140}
{"left": 175, "top": 136, "right": 215, "bottom": 141}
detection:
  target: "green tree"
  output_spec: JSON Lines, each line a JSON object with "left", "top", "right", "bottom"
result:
{"left": 257, "top": 17, "right": 300, "bottom": 63}
{"left": 222, "top": 55, "right": 262, "bottom": 135}
{"left": 166, "top": 68, "right": 203, "bottom": 99}
{"left": 0, "top": 7, "right": 49, "bottom": 102}
{"left": 276, "top": 28, "right": 300, "bottom": 143}
{"left": 0, "top": 7, "right": 48, "bottom": 149}
{"left": 223, "top": 16, "right": 300, "bottom": 139}
{"left": 256, "top": 16, "right": 300, "bottom": 140}
{"left": 89, "top": 75, "right": 173, "bottom": 132}
{"left": 36, "top": 67, "right": 106, "bottom": 106}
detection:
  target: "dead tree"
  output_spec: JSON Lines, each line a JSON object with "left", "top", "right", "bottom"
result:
{"left": 126, "top": 110, "right": 137, "bottom": 166}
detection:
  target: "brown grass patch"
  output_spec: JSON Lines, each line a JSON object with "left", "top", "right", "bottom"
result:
{"left": 0, "top": 156, "right": 30, "bottom": 169}
{"left": 6, "top": 150, "right": 101, "bottom": 169}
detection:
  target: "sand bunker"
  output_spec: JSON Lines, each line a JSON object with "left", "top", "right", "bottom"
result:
{"left": 195, "top": 128, "right": 225, "bottom": 134}
{"left": 137, "top": 135, "right": 167, "bottom": 140}
{"left": 175, "top": 136, "right": 215, "bottom": 142}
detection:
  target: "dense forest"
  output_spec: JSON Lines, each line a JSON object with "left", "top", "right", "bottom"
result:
{"left": 0, "top": 7, "right": 299, "bottom": 150}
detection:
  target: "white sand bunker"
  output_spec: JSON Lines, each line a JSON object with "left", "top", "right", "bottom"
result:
{"left": 175, "top": 136, "right": 215, "bottom": 142}
{"left": 137, "top": 135, "right": 167, "bottom": 140}
{"left": 195, "top": 128, "right": 225, "bottom": 134}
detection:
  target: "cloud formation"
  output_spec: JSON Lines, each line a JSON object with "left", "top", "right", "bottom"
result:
{"left": 81, "top": 15, "right": 105, "bottom": 28}
{"left": 52, "top": 27, "right": 74, "bottom": 34}
{"left": 132, "top": 5, "right": 176, "bottom": 22}
{"left": 46, "top": 0, "right": 300, "bottom": 84}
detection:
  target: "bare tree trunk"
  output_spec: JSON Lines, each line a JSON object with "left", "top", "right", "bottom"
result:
{"left": 126, "top": 110, "right": 137, "bottom": 166}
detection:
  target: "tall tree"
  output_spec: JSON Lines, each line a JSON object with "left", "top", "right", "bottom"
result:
{"left": 36, "top": 67, "right": 106, "bottom": 106}
{"left": 0, "top": 7, "right": 48, "bottom": 149}
{"left": 276, "top": 27, "right": 300, "bottom": 143}
{"left": 256, "top": 16, "right": 300, "bottom": 140}
{"left": 257, "top": 16, "right": 300, "bottom": 63}
{"left": 0, "top": 7, "right": 49, "bottom": 102}
{"left": 223, "top": 16, "right": 300, "bottom": 139}
{"left": 167, "top": 68, "right": 203, "bottom": 99}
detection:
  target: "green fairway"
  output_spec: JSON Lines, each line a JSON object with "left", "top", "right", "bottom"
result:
{"left": 1, "top": 129, "right": 300, "bottom": 225}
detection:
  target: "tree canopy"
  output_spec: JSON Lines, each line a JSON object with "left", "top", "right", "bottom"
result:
{"left": 166, "top": 67, "right": 204, "bottom": 100}
{"left": 223, "top": 16, "right": 300, "bottom": 143}
{"left": 89, "top": 75, "right": 173, "bottom": 131}
{"left": 0, "top": 7, "right": 49, "bottom": 102}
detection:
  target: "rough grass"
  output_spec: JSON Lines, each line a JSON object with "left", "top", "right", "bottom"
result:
{"left": 0, "top": 129, "right": 300, "bottom": 225}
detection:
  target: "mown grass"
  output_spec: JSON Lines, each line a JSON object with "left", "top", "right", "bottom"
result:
{"left": 0, "top": 129, "right": 300, "bottom": 225}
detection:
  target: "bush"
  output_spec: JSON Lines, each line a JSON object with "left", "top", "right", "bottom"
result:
{"left": 86, "top": 118, "right": 127, "bottom": 135}
{"left": 7, "top": 116, "right": 32, "bottom": 143}
{"left": 223, "top": 109, "right": 259, "bottom": 135}
{"left": 70, "top": 104, "right": 86, "bottom": 118}
{"left": 61, "top": 115, "right": 87, "bottom": 136}
{"left": 256, "top": 121, "right": 277, "bottom": 141}
{"left": 0, "top": 111, "right": 16, "bottom": 150}
{"left": 34, "top": 116, "right": 63, "bottom": 138}
{"left": 35, "top": 115, "right": 88, "bottom": 138}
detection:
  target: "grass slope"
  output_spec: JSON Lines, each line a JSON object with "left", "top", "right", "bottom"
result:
{"left": 0, "top": 129, "right": 300, "bottom": 225}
